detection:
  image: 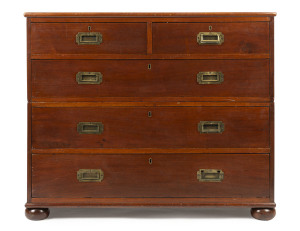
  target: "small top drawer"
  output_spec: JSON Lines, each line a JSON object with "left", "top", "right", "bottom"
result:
{"left": 152, "top": 22, "right": 269, "bottom": 54}
{"left": 31, "top": 23, "right": 147, "bottom": 55}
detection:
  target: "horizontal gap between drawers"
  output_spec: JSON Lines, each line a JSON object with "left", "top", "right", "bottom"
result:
{"left": 30, "top": 54, "right": 270, "bottom": 60}
{"left": 31, "top": 102, "right": 271, "bottom": 107}
{"left": 31, "top": 148, "right": 270, "bottom": 154}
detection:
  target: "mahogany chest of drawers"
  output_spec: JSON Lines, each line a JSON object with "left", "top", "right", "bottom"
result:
{"left": 24, "top": 12, "right": 276, "bottom": 220}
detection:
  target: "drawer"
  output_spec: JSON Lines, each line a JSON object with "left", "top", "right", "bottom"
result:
{"left": 31, "top": 23, "right": 147, "bottom": 54}
{"left": 32, "top": 153, "right": 270, "bottom": 198}
{"left": 32, "top": 59, "right": 269, "bottom": 100}
{"left": 32, "top": 106, "right": 269, "bottom": 149}
{"left": 153, "top": 22, "right": 269, "bottom": 54}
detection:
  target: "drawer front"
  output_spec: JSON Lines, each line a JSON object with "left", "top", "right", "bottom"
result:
{"left": 153, "top": 22, "right": 269, "bottom": 54}
{"left": 31, "top": 23, "right": 147, "bottom": 54}
{"left": 32, "top": 59, "right": 269, "bottom": 99}
{"left": 32, "top": 107, "right": 269, "bottom": 149}
{"left": 32, "top": 154, "right": 270, "bottom": 198}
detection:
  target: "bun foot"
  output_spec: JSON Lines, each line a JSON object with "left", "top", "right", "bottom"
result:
{"left": 251, "top": 208, "right": 276, "bottom": 220}
{"left": 25, "top": 208, "right": 50, "bottom": 220}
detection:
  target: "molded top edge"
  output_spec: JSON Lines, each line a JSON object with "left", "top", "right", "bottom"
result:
{"left": 24, "top": 12, "right": 277, "bottom": 18}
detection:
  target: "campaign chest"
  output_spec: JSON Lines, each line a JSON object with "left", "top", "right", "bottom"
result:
{"left": 24, "top": 12, "right": 276, "bottom": 220}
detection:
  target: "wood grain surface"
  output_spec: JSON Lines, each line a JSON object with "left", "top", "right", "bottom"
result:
{"left": 31, "top": 23, "right": 147, "bottom": 55}
{"left": 32, "top": 59, "right": 269, "bottom": 99}
{"left": 153, "top": 22, "right": 269, "bottom": 54}
{"left": 31, "top": 106, "right": 270, "bottom": 149}
{"left": 32, "top": 153, "right": 270, "bottom": 198}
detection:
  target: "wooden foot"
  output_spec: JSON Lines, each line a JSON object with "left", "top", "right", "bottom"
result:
{"left": 25, "top": 208, "right": 50, "bottom": 220}
{"left": 251, "top": 208, "right": 276, "bottom": 220}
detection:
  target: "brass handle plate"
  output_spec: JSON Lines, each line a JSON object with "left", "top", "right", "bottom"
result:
{"left": 76, "top": 72, "right": 103, "bottom": 84}
{"left": 77, "top": 122, "right": 104, "bottom": 134}
{"left": 197, "top": 169, "right": 224, "bottom": 182}
{"left": 198, "top": 121, "right": 224, "bottom": 134}
{"left": 197, "top": 32, "right": 224, "bottom": 45}
{"left": 197, "top": 72, "right": 224, "bottom": 84}
{"left": 76, "top": 32, "right": 103, "bottom": 45}
{"left": 77, "top": 169, "right": 104, "bottom": 182}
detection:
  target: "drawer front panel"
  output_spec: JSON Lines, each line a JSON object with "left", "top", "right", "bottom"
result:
{"left": 32, "top": 154, "right": 270, "bottom": 198}
{"left": 32, "top": 59, "right": 269, "bottom": 99}
{"left": 153, "top": 22, "right": 269, "bottom": 54}
{"left": 32, "top": 107, "right": 269, "bottom": 149}
{"left": 31, "top": 23, "right": 147, "bottom": 54}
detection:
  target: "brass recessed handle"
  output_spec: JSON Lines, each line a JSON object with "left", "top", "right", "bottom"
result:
{"left": 197, "top": 32, "right": 224, "bottom": 45}
{"left": 76, "top": 72, "right": 103, "bottom": 84}
{"left": 198, "top": 121, "right": 224, "bottom": 134}
{"left": 77, "top": 169, "right": 104, "bottom": 182}
{"left": 197, "top": 72, "right": 224, "bottom": 84}
{"left": 197, "top": 169, "right": 224, "bottom": 182}
{"left": 76, "top": 32, "right": 103, "bottom": 45}
{"left": 77, "top": 122, "right": 104, "bottom": 134}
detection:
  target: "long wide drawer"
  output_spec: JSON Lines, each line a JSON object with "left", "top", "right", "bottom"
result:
{"left": 31, "top": 23, "right": 147, "bottom": 55}
{"left": 32, "top": 106, "right": 269, "bottom": 149}
{"left": 32, "top": 153, "right": 270, "bottom": 198}
{"left": 32, "top": 59, "right": 269, "bottom": 100}
{"left": 153, "top": 22, "right": 269, "bottom": 54}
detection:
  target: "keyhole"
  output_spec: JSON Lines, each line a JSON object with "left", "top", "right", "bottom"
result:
{"left": 209, "top": 25, "right": 212, "bottom": 31}
{"left": 149, "top": 158, "right": 152, "bottom": 165}
{"left": 148, "top": 111, "right": 152, "bottom": 117}
{"left": 88, "top": 26, "right": 91, "bottom": 31}
{"left": 148, "top": 64, "right": 151, "bottom": 70}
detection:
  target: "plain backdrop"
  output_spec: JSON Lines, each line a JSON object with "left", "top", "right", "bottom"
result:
{"left": 0, "top": 0, "right": 299, "bottom": 230}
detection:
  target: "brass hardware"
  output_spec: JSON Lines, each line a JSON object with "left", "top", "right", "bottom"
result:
{"left": 76, "top": 72, "right": 103, "bottom": 84}
{"left": 197, "top": 71, "right": 224, "bottom": 84}
{"left": 77, "top": 169, "right": 104, "bottom": 182}
{"left": 197, "top": 169, "right": 224, "bottom": 182}
{"left": 77, "top": 122, "right": 104, "bottom": 134}
{"left": 209, "top": 25, "right": 212, "bottom": 31}
{"left": 76, "top": 32, "right": 102, "bottom": 45}
{"left": 148, "top": 111, "right": 152, "bottom": 117}
{"left": 148, "top": 64, "right": 151, "bottom": 70}
{"left": 197, "top": 32, "right": 224, "bottom": 45}
{"left": 88, "top": 26, "right": 91, "bottom": 31}
{"left": 149, "top": 158, "right": 152, "bottom": 165}
{"left": 198, "top": 121, "right": 224, "bottom": 134}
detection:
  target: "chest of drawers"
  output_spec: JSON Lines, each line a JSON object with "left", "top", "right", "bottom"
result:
{"left": 24, "top": 12, "right": 276, "bottom": 220}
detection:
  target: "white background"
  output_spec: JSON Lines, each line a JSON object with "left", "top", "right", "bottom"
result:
{"left": 0, "top": 0, "right": 299, "bottom": 230}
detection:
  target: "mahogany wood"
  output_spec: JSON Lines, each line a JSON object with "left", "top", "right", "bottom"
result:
{"left": 31, "top": 97, "right": 271, "bottom": 103}
{"left": 31, "top": 60, "right": 269, "bottom": 100}
{"left": 251, "top": 208, "right": 276, "bottom": 220}
{"left": 24, "top": 12, "right": 277, "bottom": 17}
{"left": 32, "top": 102, "right": 270, "bottom": 107}
{"left": 27, "top": 197, "right": 275, "bottom": 208}
{"left": 31, "top": 23, "right": 147, "bottom": 55}
{"left": 27, "top": 17, "right": 32, "bottom": 203}
{"left": 29, "top": 17, "right": 271, "bottom": 23}
{"left": 25, "top": 12, "right": 276, "bottom": 220}
{"left": 32, "top": 148, "right": 270, "bottom": 154}
{"left": 25, "top": 208, "right": 50, "bottom": 221}
{"left": 32, "top": 154, "right": 269, "bottom": 198}
{"left": 30, "top": 53, "right": 270, "bottom": 60}
{"left": 31, "top": 106, "right": 269, "bottom": 149}
{"left": 153, "top": 23, "right": 269, "bottom": 54}
{"left": 147, "top": 22, "right": 152, "bottom": 54}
